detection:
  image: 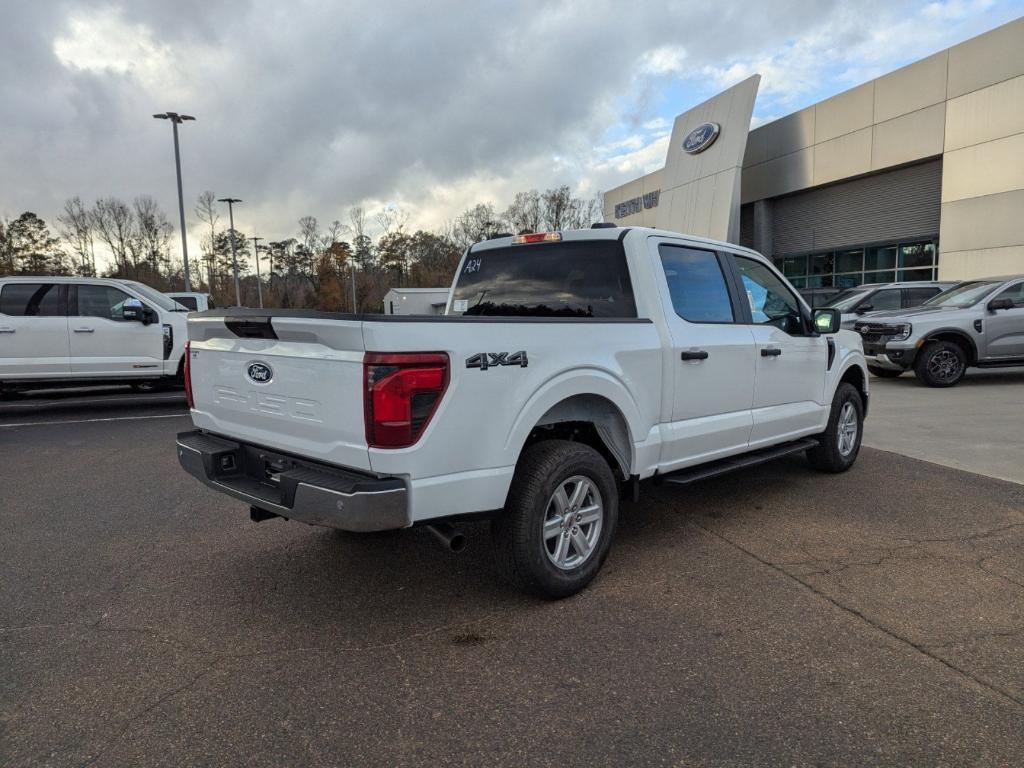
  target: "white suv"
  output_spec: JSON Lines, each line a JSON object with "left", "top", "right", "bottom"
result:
{"left": 0, "top": 276, "right": 189, "bottom": 396}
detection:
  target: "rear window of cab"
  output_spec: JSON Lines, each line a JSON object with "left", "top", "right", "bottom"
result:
{"left": 450, "top": 240, "right": 636, "bottom": 318}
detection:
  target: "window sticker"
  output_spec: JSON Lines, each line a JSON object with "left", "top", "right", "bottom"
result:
{"left": 453, "top": 299, "right": 469, "bottom": 313}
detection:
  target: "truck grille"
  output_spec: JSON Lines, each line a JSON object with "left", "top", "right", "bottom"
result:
{"left": 855, "top": 322, "right": 898, "bottom": 344}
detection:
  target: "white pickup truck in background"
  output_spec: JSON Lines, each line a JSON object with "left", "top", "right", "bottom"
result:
{"left": 177, "top": 226, "right": 868, "bottom": 597}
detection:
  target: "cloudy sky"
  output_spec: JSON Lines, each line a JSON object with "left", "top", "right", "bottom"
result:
{"left": 1, "top": 0, "right": 1022, "bottom": 258}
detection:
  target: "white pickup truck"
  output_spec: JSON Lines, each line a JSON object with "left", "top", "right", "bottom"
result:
{"left": 177, "top": 226, "right": 868, "bottom": 597}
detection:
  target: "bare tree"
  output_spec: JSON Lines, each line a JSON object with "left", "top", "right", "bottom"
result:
{"left": 132, "top": 196, "right": 173, "bottom": 278}
{"left": 90, "top": 198, "right": 133, "bottom": 276}
{"left": 502, "top": 190, "right": 543, "bottom": 234}
{"left": 195, "top": 191, "right": 219, "bottom": 291}
{"left": 375, "top": 205, "right": 409, "bottom": 237}
{"left": 57, "top": 196, "right": 96, "bottom": 276}
{"left": 297, "top": 215, "right": 322, "bottom": 282}
{"left": 324, "top": 219, "right": 348, "bottom": 248}
{"left": 449, "top": 203, "right": 497, "bottom": 250}
{"left": 541, "top": 185, "right": 575, "bottom": 231}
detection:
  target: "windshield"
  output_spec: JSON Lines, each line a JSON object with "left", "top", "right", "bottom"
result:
{"left": 119, "top": 280, "right": 185, "bottom": 311}
{"left": 922, "top": 280, "right": 1002, "bottom": 308}
{"left": 825, "top": 288, "right": 872, "bottom": 312}
{"left": 450, "top": 240, "right": 636, "bottom": 318}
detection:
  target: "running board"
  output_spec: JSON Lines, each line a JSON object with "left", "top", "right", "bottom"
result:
{"left": 659, "top": 438, "right": 819, "bottom": 487}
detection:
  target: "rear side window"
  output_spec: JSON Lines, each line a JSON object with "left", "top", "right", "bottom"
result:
{"left": 867, "top": 289, "right": 901, "bottom": 311}
{"left": 173, "top": 296, "right": 198, "bottom": 310}
{"left": 658, "top": 245, "right": 734, "bottom": 323}
{"left": 905, "top": 287, "right": 940, "bottom": 306}
{"left": 0, "top": 283, "right": 63, "bottom": 316}
{"left": 450, "top": 240, "right": 636, "bottom": 318}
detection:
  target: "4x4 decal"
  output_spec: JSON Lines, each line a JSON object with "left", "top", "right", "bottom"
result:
{"left": 466, "top": 351, "right": 528, "bottom": 370}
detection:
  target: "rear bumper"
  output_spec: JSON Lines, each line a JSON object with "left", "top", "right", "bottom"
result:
{"left": 176, "top": 430, "right": 409, "bottom": 532}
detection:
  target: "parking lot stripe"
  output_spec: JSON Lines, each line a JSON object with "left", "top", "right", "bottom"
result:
{"left": 0, "top": 395, "right": 184, "bottom": 409}
{"left": 0, "top": 414, "right": 189, "bottom": 428}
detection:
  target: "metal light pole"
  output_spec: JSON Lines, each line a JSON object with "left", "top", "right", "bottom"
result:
{"left": 218, "top": 198, "right": 243, "bottom": 306}
{"left": 250, "top": 236, "right": 264, "bottom": 308}
{"left": 153, "top": 112, "right": 195, "bottom": 291}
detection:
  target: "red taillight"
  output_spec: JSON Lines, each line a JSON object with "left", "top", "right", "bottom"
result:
{"left": 183, "top": 341, "right": 194, "bottom": 409}
{"left": 364, "top": 352, "right": 449, "bottom": 448}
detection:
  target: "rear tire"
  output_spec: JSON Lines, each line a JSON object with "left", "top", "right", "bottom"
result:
{"left": 867, "top": 365, "right": 902, "bottom": 379}
{"left": 492, "top": 440, "right": 618, "bottom": 599}
{"left": 914, "top": 340, "right": 967, "bottom": 387}
{"left": 807, "top": 382, "right": 863, "bottom": 473}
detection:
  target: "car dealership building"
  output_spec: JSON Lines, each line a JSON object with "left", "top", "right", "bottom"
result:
{"left": 603, "top": 17, "right": 1024, "bottom": 288}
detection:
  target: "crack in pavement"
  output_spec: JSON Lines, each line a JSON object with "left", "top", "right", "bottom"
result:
{"left": 895, "top": 522, "right": 1024, "bottom": 546}
{"left": 77, "top": 662, "right": 221, "bottom": 768}
{"left": 922, "top": 628, "right": 1024, "bottom": 651}
{"left": 686, "top": 519, "right": 1024, "bottom": 710}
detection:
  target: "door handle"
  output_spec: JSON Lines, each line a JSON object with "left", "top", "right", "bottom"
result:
{"left": 73, "top": 328, "right": 95, "bottom": 333}
{"left": 680, "top": 350, "right": 709, "bottom": 361}
{"left": 761, "top": 347, "right": 782, "bottom": 357}
{"left": 0, "top": 327, "right": 14, "bottom": 333}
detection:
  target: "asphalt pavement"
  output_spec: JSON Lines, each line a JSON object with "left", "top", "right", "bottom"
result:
{"left": 863, "top": 367, "right": 1024, "bottom": 484}
{"left": 2, "top": 386, "right": 1023, "bottom": 767}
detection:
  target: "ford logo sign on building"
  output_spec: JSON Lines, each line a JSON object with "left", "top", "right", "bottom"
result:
{"left": 682, "top": 122, "right": 721, "bottom": 154}
{"left": 246, "top": 361, "right": 273, "bottom": 384}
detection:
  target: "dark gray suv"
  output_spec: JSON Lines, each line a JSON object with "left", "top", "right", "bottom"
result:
{"left": 825, "top": 281, "right": 956, "bottom": 330}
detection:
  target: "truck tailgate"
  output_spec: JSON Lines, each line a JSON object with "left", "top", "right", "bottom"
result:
{"left": 187, "top": 314, "right": 370, "bottom": 471}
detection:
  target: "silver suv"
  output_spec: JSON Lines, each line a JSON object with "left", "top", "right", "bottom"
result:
{"left": 854, "top": 276, "right": 1024, "bottom": 386}
{"left": 825, "top": 281, "right": 956, "bottom": 330}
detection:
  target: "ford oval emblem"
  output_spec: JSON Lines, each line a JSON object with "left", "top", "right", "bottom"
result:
{"left": 246, "top": 361, "right": 273, "bottom": 384}
{"left": 682, "top": 122, "right": 721, "bottom": 154}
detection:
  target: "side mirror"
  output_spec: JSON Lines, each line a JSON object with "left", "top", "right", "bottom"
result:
{"left": 122, "top": 298, "right": 144, "bottom": 322}
{"left": 813, "top": 308, "right": 841, "bottom": 334}
{"left": 856, "top": 304, "right": 873, "bottom": 314}
{"left": 988, "top": 297, "right": 1015, "bottom": 312}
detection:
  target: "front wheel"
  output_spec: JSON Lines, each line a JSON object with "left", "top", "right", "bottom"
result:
{"left": 914, "top": 340, "right": 967, "bottom": 387}
{"left": 492, "top": 440, "right": 618, "bottom": 599}
{"left": 807, "top": 382, "right": 863, "bottom": 473}
{"left": 867, "top": 365, "right": 903, "bottom": 379}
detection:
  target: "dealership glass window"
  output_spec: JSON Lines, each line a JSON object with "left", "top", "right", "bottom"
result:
{"left": 810, "top": 253, "right": 834, "bottom": 276}
{"left": 781, "top": 255, "right": 808, "bottom": 278}
{"left": 773, "top": 239, "right": 938, "bottom": 287}
{"left": 865, "top": 245, "right": 898, "bottom": 271}
{"left": 836, "top": 249, "right": 864, "bottom": 274}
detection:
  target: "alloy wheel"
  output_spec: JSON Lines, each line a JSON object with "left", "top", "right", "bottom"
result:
{"left": 837, "top": 401, "right": 858, "bottom": 456}
{"left": 927, "top": 349, "right": 963, "bottom": 382}
{"left": 542, "top": 475, "right": 603, "bottom": 570}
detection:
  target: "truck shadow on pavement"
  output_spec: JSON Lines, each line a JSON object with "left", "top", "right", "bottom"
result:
{"left": 195, "top": 448, "right": 1024, "bottom": 672}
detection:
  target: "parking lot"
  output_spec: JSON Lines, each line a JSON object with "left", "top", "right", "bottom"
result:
{"left": 2, "top": 381, "right": 1023, "bottom": 767}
